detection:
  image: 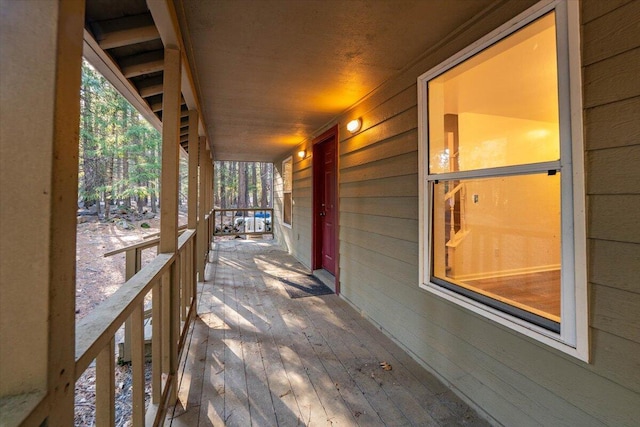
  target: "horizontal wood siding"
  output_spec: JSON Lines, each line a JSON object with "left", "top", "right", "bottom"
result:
{"left": 589, "top": 239, "right": 639, "bottom": 292}
{"left": 583, "top": 47, "right": 640, "bottom": 108}
{"left": 581, "top": 0, "right": 635, "bottom": 23}
{"left": 587, "top": 145, "right": 640, "bottom": 194}
{"left": 581, "top": 0, "right": 640, "bottom": 65}
{"left": 582, "top": 1, "right": 640, "bottom": 423}
{"left": 341, "top": 212, "right": 419, "bottom": 243}
{"left": 340, "top": 174, "right": 419, "bottom": 198}
{"left": 279, "top": 0, "right": 640, "bottom": 425}
{"left": 588, "top": 195, "right": 640, "bottom": 242}
{"left": 584, "top": 96, "right": 640, "bottom": 150}
{"left": 591, "top": 284, "right": 640, "bottom": 342}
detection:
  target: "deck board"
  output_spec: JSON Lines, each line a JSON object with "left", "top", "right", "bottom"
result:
{"left": 223, "top": 262, "right": 252, "bottom": 427}
{"left": 168, "top": 239, "right": 490, "bottom": 426}
{"left": 302, "top": 299, "right": 436, "bottom": 426}
{"left": 244, "top": 271, "right": 302, "bottom": 427}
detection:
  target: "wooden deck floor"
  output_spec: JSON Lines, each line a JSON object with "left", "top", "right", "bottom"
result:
{"left": 167, "top": 239, "right": 489, "bottom": 426}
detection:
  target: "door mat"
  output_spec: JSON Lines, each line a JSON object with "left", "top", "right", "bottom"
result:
{"left": 278, "top": 275, "right": 333, "bottom": 299}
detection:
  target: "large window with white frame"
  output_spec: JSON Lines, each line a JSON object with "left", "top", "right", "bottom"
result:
{"left": 282, "top": 156, "right": 293, "bottom": 227}
{"left": 418, "top": 0, "right": 588, "bottom": 360}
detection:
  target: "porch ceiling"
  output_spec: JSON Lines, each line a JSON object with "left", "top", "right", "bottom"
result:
{"left": 83, "top": 0, "right": 496, "bottom": 163}
{"left": 176, "top": 0, "right": 495, "bottom": 162}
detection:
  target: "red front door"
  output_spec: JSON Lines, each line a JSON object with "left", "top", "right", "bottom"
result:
{"left": 313, "top": 127, "right": 337, "bottom": 277}
{"left": 320, "top": 137, "right": 336, "bottom": 273}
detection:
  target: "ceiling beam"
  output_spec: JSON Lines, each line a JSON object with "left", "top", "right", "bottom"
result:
{"left": 120, "top": 50, "right": 164, "bottom": 78}
{"left": 122, "top": 59, "right": 163, "bottom": 78}
{"left": 151, "top": 100, "right": 187, "bottom": 113}
{"left": 98, "top": 25, "right": 160, "bottom": 50}
{"left": 139, "top": 83, "right": 163, "bottom": 98}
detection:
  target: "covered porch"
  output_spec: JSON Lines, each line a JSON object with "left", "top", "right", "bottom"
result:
{"left": 4, "top": 0, "right": 637, "bottom": 425}
{"left": 168, "top": 239, "right": 486, "bottom": 426}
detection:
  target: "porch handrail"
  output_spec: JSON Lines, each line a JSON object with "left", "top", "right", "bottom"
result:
{"left": 103, "top": 226, "right": 189, "bottom": 258}
{"left": 141, "top": 224, "right": 188, "bottom": 240}
{"left": 177, "top": 228, "right": 195, "bottom": 249}
{"left": 103, "top": 238, "right": 162, "bottom": 258}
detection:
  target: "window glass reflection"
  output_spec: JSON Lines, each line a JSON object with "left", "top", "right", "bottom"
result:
{"left": 428, "top": 13, "right": 559, "bottom": 174}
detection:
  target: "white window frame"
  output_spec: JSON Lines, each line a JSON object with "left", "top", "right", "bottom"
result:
{"left": 417, "top": 0, "right": 588, "bottom": 361}
{"left": 282, "top": 156, "right": 293, "bottom": 228}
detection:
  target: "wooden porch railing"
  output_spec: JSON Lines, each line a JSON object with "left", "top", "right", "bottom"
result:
{"left": 213, "top": 208, "right": 274, "bottom": 237}
{"left": 103, "top": 224, "right": 188, "bottom": 363}
{"left": 75, "top": 211, "right": 213, "bottom": 426}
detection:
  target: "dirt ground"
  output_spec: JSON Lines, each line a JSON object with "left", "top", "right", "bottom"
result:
{"left": 74, "top": 211, "right": 185, "bottom": 426}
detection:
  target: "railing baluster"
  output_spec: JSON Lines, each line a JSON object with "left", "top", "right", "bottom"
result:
{"left": 132, "top": 301, "right": 145, "bottom": 426}
{"left": 161, "top": 271, "right": 170, "bottom": 381}
{"left": 152, "top": 281, "right": 162, "bottom": 404}
{"left": 192, "top": 238, "right": 198, "bottom": 302}
{"left": 123, "top": 248, "right": 143, "bottom": 364}
{"left": 95, "top": 338, "right": 115, "bottom": 426}
{"left": 123, "top": 249, "right": 135, "bottom": 363}
{"left": 169, "top": 262, "right": 180, "bottom": 402}
{"left": 185, "top": 240, "right": 192, "bottom": 314}
{"left": 180, "top": 251, "right": 187, "bottom": 321}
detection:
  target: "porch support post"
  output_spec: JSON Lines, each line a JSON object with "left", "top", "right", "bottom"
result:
{"left": 187, "top": 110, "right": 199, "bottom": 230}
{"left": 197, "top": 137, "right": 208, "bottom": 279}
{"left": 210, "top": 157, "right": 215, "bottom": 213}
{"left": 207, "top": 150, "right": 214, "bottom": 248}
{"left": 0, "top": 1, "right": 84, "bottom": 425}
{"left": 187, "top": 111, "right": 199, "bottom": 309}
{"left": 159, "top": 46, "right": 181, "bottom": 403}
{"left": 159, "top": 55, "right": 181, "bottom": 252}
{"left": 204, "top": 154, "right": 210, "bottom": 238}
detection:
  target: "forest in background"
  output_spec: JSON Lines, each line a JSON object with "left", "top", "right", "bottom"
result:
{"left": 214, "top": 161, "right": 273, "bottom": 209}
{"left": 79, "top": 60, "right": 180, "bottom": 219}
{"left": 80, "top": 60, "right": 273, "bottom": 219}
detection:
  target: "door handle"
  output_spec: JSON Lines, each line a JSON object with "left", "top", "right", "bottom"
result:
{"left": 319, "top": 212, "right": 326, "bottom": 216}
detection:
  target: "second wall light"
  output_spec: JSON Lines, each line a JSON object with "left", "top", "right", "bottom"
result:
{"left": 347, "top": 118, "right": 362, "bottom": 133}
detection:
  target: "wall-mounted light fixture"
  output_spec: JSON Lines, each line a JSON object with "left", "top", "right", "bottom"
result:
{"left": 347, "top": 118, "right": 362, "bottom": 133}
{"left": 297, "top": 149, "right": 307, "bottom": 159}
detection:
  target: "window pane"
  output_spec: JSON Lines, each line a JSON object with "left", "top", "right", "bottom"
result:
{"left": 428, "top": 12, "right": 559, "bottom": 174}
{"left": 431, "top": 173, "right": 561, "bottom": 322}
{"left": 282, "top": 157, "right": 293, "bottom": 226}
{"left": 283, "top": 192, "right": 292, "bottom": 225}
{"left": 283, "top": 158, "right": 292, "bottom": 192}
